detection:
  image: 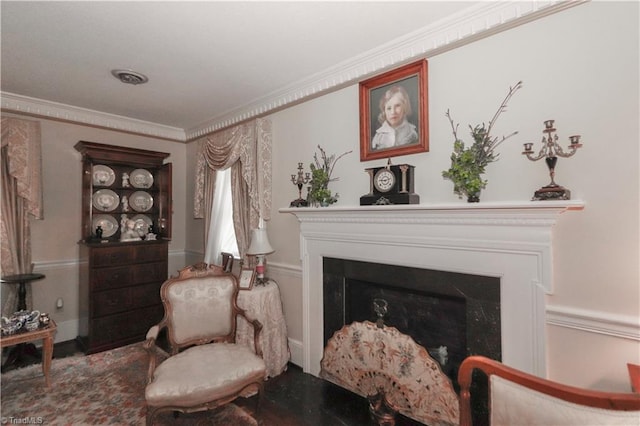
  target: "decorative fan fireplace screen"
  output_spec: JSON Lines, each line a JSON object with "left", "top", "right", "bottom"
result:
{"left": 320, "top": 320, "right": 459, "bottom": 426}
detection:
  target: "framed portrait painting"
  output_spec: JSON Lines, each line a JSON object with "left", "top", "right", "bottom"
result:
{"left": 359, "top": 59, "right": 429, "bottom": 161}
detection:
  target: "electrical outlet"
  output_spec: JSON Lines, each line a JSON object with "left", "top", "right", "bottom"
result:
{"left": 56, "top": 297, "right": 64, "bottom": 309}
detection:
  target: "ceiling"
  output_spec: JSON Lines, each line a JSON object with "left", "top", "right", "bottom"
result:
{"left": 1, "top": 1, "right": 477, "bottom": 138}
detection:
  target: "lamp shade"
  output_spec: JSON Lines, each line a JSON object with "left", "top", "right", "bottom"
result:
{"left": 246, "top": 228, "right": 274, "bottom": 255}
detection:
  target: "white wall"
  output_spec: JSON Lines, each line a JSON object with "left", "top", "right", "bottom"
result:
{"left": 267, "top": 1, "right": 639, "bottom": 391}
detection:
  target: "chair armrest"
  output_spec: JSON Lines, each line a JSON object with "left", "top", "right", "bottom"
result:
{"left": 237, "top": 310, "right": 264, "bottom": 358}
{"left": 143, "top": 321, "right": 166, "bottom": 384}
{"left": 146, "top": 324, "right": 160, "bottom": 342}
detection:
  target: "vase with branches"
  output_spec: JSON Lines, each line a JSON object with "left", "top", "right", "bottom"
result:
{"left": 308, "top": 145, "right": 352, "bottom": 207}
{"left": 442, "top": 81, "right": 523, "bottom": 202}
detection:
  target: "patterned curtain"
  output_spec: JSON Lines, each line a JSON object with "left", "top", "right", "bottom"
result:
{"left": 193, "top": 118, "right": 272, "bottom": 264}
{"left": 1, "top": 117, "right": 43, "bottom": 316}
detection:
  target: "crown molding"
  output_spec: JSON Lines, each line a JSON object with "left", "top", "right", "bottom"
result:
{"left": 1, "top": 1, "right": 585, "bottom": 142}
{"left": 1, "top": 92, "right": 187, "bottom": 142}
{"left": 185, "top": 1, "right": 586, "bottom": 140}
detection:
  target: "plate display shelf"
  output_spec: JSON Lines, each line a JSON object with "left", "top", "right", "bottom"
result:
{"left": 74, "top": 141, "right": 172, "bottom": 354}
{"left": 74, "top": 141, "right": 172, "bottom": 242}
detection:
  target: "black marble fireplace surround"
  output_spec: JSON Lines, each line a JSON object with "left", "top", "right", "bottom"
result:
{"left": 322, "top": 257, "right": 502, "bottom": 386}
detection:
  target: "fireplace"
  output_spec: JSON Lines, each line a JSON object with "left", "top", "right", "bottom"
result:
{"left": 281, "top": 200, "right": 584, "bottom": 378}
{"left": 323, "top": 257, "right": 501, "bottom": 383}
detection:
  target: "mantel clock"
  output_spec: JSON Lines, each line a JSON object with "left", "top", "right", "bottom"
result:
{"left": 360, "top": 163, "right": 419, "bottom": 205}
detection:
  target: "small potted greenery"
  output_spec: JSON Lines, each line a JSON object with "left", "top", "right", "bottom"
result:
{"left": 308, "top": 145, "right": 351, "bottom": 207}
{"left": 442, "top": 81, "right": 522, "bottom": 202}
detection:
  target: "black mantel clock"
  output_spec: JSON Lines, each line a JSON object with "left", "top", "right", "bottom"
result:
{"left": 360, "top": 162, "right": 419, "bottom": 205}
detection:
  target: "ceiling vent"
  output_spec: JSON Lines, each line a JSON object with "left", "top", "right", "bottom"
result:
{"left": 111, "top": 69, "right": 148, "bottom": 85}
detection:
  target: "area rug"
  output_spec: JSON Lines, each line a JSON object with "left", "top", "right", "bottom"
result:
{"left": 1, "top": 342, "right": 257, "bottom": 425}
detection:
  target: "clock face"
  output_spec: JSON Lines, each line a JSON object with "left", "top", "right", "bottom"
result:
{"left": 374, "top": 169, "right": 396, "bottom": 193}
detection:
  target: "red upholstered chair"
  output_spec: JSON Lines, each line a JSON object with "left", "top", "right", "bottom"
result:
{"left": 628, "top": 363, "right": 640, "bottom": 393}
{"left": 458, "top": 355, "right": 640, "bottom": 425}
{"left": 143, "top": 263, "right": 266, "bottom": 425}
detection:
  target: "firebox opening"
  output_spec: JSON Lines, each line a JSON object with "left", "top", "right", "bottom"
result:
{"left": 345, "top": 279, "right": 466, "bottom": 378}
{"left": 323, "top": 257, "right": 502, "bottom": 386}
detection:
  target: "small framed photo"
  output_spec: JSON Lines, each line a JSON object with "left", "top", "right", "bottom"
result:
{"left": 359, "top": 59, "right": 429, "bottom": 162}
{"left": 238, "top": 268, "right": 255, "bottom": 290}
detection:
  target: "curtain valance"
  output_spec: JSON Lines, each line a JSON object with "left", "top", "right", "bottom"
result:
{"left": 1, "top": 117, "right": 43, "bottom": 220}
{"left": 194, "top": 118, "right": 272, "bottom": 221}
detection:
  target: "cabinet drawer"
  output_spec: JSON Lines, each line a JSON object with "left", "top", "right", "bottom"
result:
{"left": 93, "top": 287, "right": 132, "bottom": 317}
{"left": 90, "top": 305, "right": 164, "bottom": 347}
{"left": 132, "top": 262, "right": 167, "bottom": 284}
{"left": 133, "top": 244, "right": 167, "bottom": 263}
{"left": 91, "top": 266, "right": 132, "bottom": 291}
{"left": 92, "top": 282, "right": 162, "bottom": 317}
{"left": 130, "top": 282, "right": 163, "bottom": 307}
{"left": 91, "top": 246, "right": 132, "bottom": 267}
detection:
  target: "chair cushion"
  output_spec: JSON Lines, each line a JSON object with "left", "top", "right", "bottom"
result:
{"left": 146, "top": 343, "right": 266, "bottom": 407}
{"left": 491, "top": 375, "right": 640, "bottom": 425}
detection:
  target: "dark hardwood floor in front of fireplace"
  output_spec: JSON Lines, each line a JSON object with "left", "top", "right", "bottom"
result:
{"left": 9, "top": 340, "right": 423, "bottom": 426}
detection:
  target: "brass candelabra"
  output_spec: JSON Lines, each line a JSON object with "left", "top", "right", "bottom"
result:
{"left": 522, "top": 120, "right": 582, "bottom": 200}
{"left": 290, "top": 162, "right": 311, "bottom": 207}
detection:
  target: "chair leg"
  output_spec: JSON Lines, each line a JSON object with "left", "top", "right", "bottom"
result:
{"left": 145, "top": 408, "right": 156, "bottom": 426}
{"left": 255, "top": 383, "right": 264, "bottom": 425}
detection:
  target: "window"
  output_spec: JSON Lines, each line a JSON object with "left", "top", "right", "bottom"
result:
{"left": 204, "top": 168, "right": 239, "bottom": 264}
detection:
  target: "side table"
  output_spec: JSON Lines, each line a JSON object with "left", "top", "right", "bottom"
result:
{"left": 1, "top": 320, "right": 57, "bottom": 387}
{"left": 1, "top": 273, "right": 46, "bottom": 369}
{"left": 237, "top": 279, "right": 290, "bottom": 378}
{"left": 0, "top": 273, "right": 46, "bottom": 311}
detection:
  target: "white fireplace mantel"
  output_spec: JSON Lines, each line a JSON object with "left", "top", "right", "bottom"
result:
{"left": 280, "top": 200, "right": 584, "bottom": 377}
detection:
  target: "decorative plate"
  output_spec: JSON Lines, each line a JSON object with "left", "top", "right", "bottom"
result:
{"left": 130, "top": 169, "right": 154, "bottom": 189}
{"left": 131, "top": 214, "right": 152, "bottom": 233}
{"left": 130, "top": 191, "right": 153, "bottom": 212}
{"left": 92, "top": 165, "right": 115, "bottom": 187}
{"left": 92, "top": 214, "right": 118, "bottom": 237}
{"left": 92, "top": 189, "right": 120, "bottom": 212}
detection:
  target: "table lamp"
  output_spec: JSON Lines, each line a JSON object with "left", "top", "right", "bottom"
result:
{"left": 246, "top": 227, "right": 274, "bottom": 285}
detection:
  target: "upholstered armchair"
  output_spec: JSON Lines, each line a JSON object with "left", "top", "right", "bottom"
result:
{"left": 458, "top": 355, "right": 640, "bottom": 425}
{"left": 143, "top": 263, "right": 266, "bottom": 425}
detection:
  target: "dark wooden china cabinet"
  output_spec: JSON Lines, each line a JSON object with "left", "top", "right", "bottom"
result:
{"left": 74, "top": 141, "right": 172, "bottom": 354}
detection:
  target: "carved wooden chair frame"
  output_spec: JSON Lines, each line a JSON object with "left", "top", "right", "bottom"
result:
{"left": 143, "top": 262, "right": 265, "bottom": 425}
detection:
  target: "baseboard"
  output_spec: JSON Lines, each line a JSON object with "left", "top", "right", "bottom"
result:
{"left": 288, "top": 337, "right": 303, "bottom": 368}
{"left": 52, "top": 318, "right": 80, "bottom": 344}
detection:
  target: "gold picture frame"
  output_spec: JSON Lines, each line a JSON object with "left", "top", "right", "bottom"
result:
{"left": 238, "top": 268, "right": 255, "bottom": 291}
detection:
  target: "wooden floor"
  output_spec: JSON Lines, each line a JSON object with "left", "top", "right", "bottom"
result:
{"left": 2, "top": 339, "right": 423, "bottom": 426}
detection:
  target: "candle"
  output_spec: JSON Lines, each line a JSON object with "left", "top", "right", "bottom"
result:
{"left": 569, "top": 135, "right": 581, "bottom": 145}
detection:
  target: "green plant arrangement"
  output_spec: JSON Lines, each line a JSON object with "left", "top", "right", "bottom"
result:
{"left": 442, "top": 81, "right": 523, "bottom": 202}
{"left": 308, "top": 145, "right": 352, "bottom": 207}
